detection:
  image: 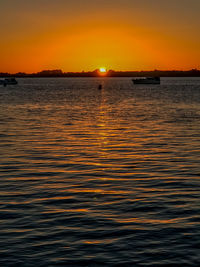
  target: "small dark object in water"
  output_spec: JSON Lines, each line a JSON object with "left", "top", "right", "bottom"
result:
{"left": 98, "top": 84, "right": 102, "bottom": 90}
{"left": 0, "top": 78, "right": 18, "bottom": 86}
{"left": 5, "top": 78, "right": 18, "bottom": 85}
{"left": 132, "top": 77, "right": 160, "bottom": 84}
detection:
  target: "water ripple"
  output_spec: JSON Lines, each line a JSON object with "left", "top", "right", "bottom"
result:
{"left": 0, "top": 78, "right": 200, "bottom": 266}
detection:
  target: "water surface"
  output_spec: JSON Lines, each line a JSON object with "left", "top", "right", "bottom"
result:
{"left": 0, "top": 78, "right": 200, "bottom": 266}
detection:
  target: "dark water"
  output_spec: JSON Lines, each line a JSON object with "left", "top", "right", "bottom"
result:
{"left": 0, "top": 78, "right": 200, "bottom": 266}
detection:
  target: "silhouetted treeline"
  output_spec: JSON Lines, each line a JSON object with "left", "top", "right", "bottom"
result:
{"left": 0, "top": 69, "right": 200, "bottom": 77}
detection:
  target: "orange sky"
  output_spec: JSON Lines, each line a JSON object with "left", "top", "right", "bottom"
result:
{"left": 0, "top": 0, "right": 200, "bottom": 73}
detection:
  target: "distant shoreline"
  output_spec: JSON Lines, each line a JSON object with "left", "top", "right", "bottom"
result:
{"left": 1, "top": 69, "right": 200, "bottom": 78}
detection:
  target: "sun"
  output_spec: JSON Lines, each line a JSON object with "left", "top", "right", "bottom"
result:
{"left": 99, "top": 67, "right": 107, "bottom": 73}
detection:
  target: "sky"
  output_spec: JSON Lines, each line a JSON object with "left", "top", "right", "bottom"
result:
{"left": 0, "top": 0, "right": 200, "bottom": 73}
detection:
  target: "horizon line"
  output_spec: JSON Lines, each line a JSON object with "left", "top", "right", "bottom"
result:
{"left": 0, "top": 68, "right": 200, "bottom": 75}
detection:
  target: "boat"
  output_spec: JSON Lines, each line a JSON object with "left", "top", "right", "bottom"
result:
{"left": 5, "top": 78, "right": 18, "bottom": 85}
{"left": 132, "top": 77, "right": 160, "bottom": 84}
{"left": 0, "top": 78, "right": 18, "bottom": 86}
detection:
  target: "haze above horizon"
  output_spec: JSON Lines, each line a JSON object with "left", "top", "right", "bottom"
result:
{"left": 0, "top": 0, "right": 200, "bottom": 73}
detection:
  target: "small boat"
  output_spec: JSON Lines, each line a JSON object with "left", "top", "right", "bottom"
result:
{"left": 132, "top": 77, "right": 160, "bottom": 84}
{"left": 0, "top": 78, "right": 18, "bottom": 86}
{"left": 5, "top": 78, "right": 18, "bottom": 85}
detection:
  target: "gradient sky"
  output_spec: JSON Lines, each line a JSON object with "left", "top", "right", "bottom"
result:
{"left": 0, "top": 0, "right": 200, "bottom": 72}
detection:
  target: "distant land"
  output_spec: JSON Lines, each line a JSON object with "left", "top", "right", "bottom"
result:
{"left": 1, "top": 69, "right": 200, "bottom": 78}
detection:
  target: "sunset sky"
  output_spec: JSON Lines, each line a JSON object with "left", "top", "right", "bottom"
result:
{"left": 0, "top": 0, "right": 200, "bottom": 73}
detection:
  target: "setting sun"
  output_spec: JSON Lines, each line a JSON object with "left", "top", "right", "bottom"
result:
{"left": 0, "top": 1, "right": 200, "bottom": 73}
{"left": 99, "top": 67, "right": 107, "bottom": 73}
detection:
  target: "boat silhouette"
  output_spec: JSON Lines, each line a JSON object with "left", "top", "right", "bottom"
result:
{"left": 132, "top": 77, "right": 160, "bottom": 84}
{"left": 0, "top": 78, "right": 18, "bottom": 86}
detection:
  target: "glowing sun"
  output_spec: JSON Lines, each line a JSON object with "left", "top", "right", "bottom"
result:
{"left": 99, "top": 67, "right": 107, "bottom": 73}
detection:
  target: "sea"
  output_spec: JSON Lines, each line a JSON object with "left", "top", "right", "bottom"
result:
{"left": 0, "top": 77, "right": 200, "bottom": 266}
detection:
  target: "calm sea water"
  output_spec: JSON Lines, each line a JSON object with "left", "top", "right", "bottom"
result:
{"left": 0, "top": 77, "right": 200, "bottom": 266}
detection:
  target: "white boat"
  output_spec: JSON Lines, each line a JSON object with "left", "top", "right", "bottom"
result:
{"left": 132, "top": 77, "right": 160, "bottom": 84}
{"left": 0, "top": 78, "right": 18, "bottom": 86}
